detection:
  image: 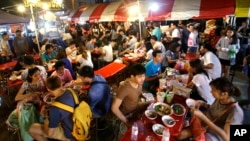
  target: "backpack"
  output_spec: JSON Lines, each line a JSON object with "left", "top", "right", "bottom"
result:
{"left": 52, "top": 88, "right": 92, "bottom": 141}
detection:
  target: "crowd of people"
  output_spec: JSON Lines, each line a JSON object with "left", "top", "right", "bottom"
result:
{"left": 0, "top": 19, "right": 249, "bottom": 140}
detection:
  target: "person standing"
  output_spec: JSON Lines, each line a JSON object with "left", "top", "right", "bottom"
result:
{"left": 187, "top": 23, "right": 199, "bottom": 54}
{"left": 0, "top": 32, "right": 13, "bottom": 63}
{"left": 216, "top": 28, "right": 239, "bottom": 78}
{"left": 152, "top": 22, "right": 162, "bottom": 41}
{"left": 13, "top": 30, "right": 29, "bottom": 58}
{"left": 78, "top": 65, "right": 111, "bottom": 118}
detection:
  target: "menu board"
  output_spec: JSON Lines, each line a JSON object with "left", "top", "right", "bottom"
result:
{"left": 10, "top": 24, "right": 23, "bottom": 33}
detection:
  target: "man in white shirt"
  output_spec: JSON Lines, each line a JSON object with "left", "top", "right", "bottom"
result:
{"left": 199, "top": 43, "right": 222, "bottom": 79}
{"left": 0, "top": 32, "right": 13, "bottom": 63}
{"left": 170, "top": 22, "right": 181, "bottom": 43}
{"left": 101, "top": 40, "right": 113, "bottom": 66}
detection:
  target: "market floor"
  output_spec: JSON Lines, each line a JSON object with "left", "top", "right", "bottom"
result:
{"left": 1, "top": 70, "right": 250, "bottom": 141}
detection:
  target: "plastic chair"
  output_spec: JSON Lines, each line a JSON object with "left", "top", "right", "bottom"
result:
{"left": 6, "top": 120, "right": 21, "bottom": 141}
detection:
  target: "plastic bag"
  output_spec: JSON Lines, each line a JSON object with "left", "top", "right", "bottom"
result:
{"left": 18, "top": 103, "right": 40, "bottom": 141}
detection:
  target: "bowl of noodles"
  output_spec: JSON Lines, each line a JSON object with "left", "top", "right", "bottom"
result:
{"left": 153, "top": 102, "right": 172, "bottom": 116}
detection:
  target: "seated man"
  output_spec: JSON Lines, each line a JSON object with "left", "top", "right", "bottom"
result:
{"left": 78, "top": 65, "right": 112, "bottom": 117}
{"left": 42, "top": 44, "right": 57, "bottom": 65}
{"left": 144, "top": 49, "right": 163, "bottom": 95}
{"left": 29, "top": 76, "right": 75, "bottom": 141}
{"left": 51, "top": 60, "right": 74, "bottom": 87}
{"left": 111, "top": 63, "right": 152, "bottom": 128}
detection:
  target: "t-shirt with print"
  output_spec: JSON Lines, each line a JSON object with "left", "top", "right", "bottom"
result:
{"left": 21, "top": 77, "right": 46, "bottom": 94}
{"left": 49, "top": 90, "right": 75, "bottom": 139}
{"left": 116, "top": 79, "right": 142, "bottom": 115}
{"left": 21, "top": 65, "right": 47, "bottom": 81}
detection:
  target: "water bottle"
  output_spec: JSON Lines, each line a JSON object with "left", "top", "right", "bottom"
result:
{"left": 131, "top": 122, "right": 139, "bottom": 141}
{"left": 162, "top": 128, "right": 170, "bottom": 141}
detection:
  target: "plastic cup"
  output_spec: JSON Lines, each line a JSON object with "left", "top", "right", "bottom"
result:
{"left": 157, "top": 92, "right": 165, "bottom": 102}
{"left": 159, "top": 79, "right": 166, "bottom": 88}
{"left": 166, "top": 92, "right": 174, "bottom": 104}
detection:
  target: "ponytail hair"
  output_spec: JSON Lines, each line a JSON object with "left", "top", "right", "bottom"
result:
{"left": 209, "top": 77, "right": 241, "bottom": 97}
{"left": 189, "top": 59, "right": 210, "bottom": 79}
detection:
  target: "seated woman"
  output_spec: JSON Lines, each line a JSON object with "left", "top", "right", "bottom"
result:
{"left": 51, "top": 60, "right": 74, "bottom": 87}
{"left": 177, "top": 77, "right": 244, "bottom": 141}
{"left": 77, "top": 45, "right": 93, "bottom": 68}
{"left": 15, "top": 67, "right": 47, "bottom": 103}
{"left": 56, "top": 49, "right": 76, "bottom": 79}
{"left": 187, "top": 59, "right": 215, "bottom": 105}
{"left": 11, "top": 67, "right": 47, "bottom": 141}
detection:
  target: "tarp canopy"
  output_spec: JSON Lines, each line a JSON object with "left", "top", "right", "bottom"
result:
{"left": 235, "top": 0, "right": 250, "bottom": 17}
{"left": 70, "top": 0, "right": 235, "bottom": 22}
{"left": 0, "top": 10, "right": 29, "bottom": 25}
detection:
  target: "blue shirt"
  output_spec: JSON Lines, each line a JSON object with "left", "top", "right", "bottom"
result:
{"left": 152, "top": 27, "right": 162, "bottom": 41}
{"left": 88, "top": 75, "right": 111, "bottom": 117}
{"left": 144, "top": 60, "right": 161, "bottom": 86}
{"left": 49, "top": 90, "right": 75, "bottom": 139}
{"left": 42, "top": 51, "right": 57, "bottom": 63}
{"left": 61, "top": 58, "right": 76, "bottom": 79}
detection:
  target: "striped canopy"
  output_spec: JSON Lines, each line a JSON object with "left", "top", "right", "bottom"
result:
{"left": 70, "top": 0, "right": 235, "bottom": 22}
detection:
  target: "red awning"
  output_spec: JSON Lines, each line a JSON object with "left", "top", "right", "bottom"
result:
{"left": 70, "top": 0, "right": 235, "bottom": 22}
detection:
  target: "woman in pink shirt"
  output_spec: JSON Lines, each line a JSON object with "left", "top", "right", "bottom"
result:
{"left": 51, "top": 60, "right": 73, "bottom": 87}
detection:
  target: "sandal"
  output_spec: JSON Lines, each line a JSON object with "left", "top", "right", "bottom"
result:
{"left": 243, "top": 104, "right": 250, "bottom": 110}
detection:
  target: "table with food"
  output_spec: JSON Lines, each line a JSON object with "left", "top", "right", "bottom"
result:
{"left": 120, "top": 94, "right": 190, "bottom": 141}
{"left": 120, "top": 67, "right": 193, "bottom": 141}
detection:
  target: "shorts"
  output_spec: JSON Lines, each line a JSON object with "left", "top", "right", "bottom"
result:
{"left": 44, "top": 124, "right": 71, "bottom": 141}
{"left": 219, "top": 58, "right": 230, "bottom": 66}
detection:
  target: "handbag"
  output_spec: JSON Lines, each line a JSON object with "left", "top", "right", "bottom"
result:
{"left": 18, "top": 102, "right": 40, "bottom": 141}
